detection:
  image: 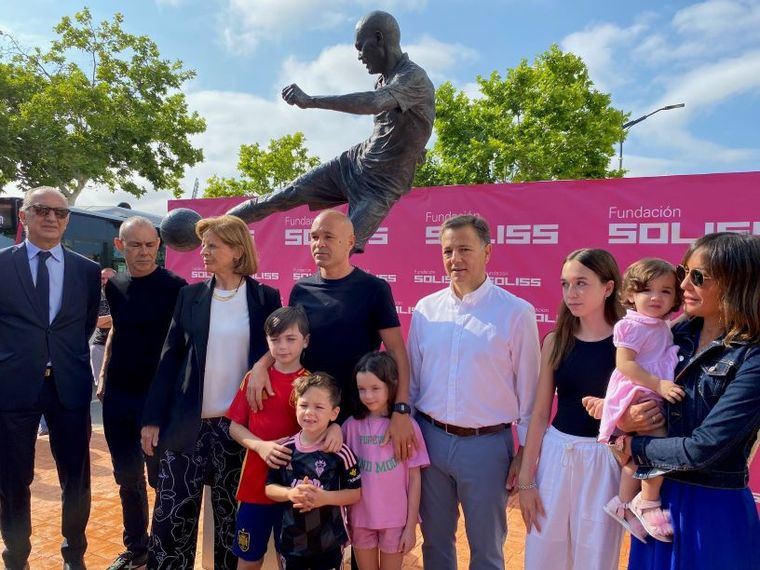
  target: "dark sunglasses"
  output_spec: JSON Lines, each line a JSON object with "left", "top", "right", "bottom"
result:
{"left": 29, "top": 204, "right": 70, "bottom": 219}
{"left": 676, "top": 264, "right": 712, "bottom": 288}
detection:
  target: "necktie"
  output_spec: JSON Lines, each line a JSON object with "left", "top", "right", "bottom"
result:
{"left": 36, "top": 251, "right": 52, "bottom": 324}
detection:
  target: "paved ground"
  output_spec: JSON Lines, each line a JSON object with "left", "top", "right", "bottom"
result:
{"left": 3, "top": 420, "right": 631, "bottom": 569}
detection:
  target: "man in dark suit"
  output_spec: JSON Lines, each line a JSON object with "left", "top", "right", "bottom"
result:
{"left": 0, "top": 186, "right": 101, "bottom": 570}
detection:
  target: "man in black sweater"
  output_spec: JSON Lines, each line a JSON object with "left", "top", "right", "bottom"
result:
{"left": 97, "top": 216, "right": 186, "bottom": 570}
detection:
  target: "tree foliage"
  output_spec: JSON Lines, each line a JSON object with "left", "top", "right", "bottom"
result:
{"left": 204, "top": 132, "right": 320, "bottom": 198}
{"left": 414, "top": 45, "right": 627, "bottom": 187}
{"left": 0, "top": 8, "right": 206, "bottom": 203}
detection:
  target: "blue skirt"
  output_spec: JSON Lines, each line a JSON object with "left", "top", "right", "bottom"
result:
{"left": 628, "top": 478, "right": 760, "bottom": 570}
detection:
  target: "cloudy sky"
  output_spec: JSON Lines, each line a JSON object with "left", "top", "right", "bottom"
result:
{"left": 2, "top": 0, "right": 759, "bottom": 213}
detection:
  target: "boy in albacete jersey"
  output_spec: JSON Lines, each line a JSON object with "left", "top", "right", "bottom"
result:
{"left": 266, "top": 373, "right": 361, "bottom": 570}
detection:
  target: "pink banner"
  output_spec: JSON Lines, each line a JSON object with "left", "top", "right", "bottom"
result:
{"left": 168, "top": 171, "right": 760, "bottom": 336}
{"left": 168, "top": 171, "right": 760, "bottom": 504}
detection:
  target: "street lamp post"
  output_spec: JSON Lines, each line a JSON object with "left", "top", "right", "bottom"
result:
{"left": 618, "top": 103, "right": 685, "bottom": 172}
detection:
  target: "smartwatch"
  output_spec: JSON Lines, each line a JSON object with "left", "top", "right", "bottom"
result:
{"left": 393, "top": 402, "right": 412, "bottom": 415}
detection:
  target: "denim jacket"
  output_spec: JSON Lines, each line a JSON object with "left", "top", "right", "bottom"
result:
{"left": 631, "top": 318, "right": 760, "bottom": 489}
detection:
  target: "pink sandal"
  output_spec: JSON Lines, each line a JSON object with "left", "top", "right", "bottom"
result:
{"left": 603, "top": 496, "right": 648, "bottom": 543}
{"left": 628, "top": 492, "right": 673, "bottom": 543}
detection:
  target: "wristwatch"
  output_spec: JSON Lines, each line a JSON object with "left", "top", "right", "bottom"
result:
{"left": 393, "top": 402, "right": 412, "bottom": 415}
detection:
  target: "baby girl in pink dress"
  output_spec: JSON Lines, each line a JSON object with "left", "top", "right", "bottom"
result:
{"left": 598, "top": 258, "right": 683, "bottom": 544}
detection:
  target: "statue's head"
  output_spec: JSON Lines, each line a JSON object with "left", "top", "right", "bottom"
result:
{"left": 354, "top": 11, "right": 401, "bottom": 75}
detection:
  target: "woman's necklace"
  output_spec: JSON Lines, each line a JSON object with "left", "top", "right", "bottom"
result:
{"left": 212, "top": 276, "right": 244, "bottom": 302}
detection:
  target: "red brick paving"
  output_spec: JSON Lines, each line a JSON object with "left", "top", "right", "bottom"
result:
{"left": 2, "top": 429, "right": 630, "bottom": 569}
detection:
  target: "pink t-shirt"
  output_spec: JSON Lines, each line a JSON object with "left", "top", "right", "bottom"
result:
{"left": 342, "top": 416, "right": 429, "bottom": 529}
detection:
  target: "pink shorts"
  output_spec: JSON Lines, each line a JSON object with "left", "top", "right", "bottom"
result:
{"left": 351, "top": 526, "right": 404, "bottom": 553}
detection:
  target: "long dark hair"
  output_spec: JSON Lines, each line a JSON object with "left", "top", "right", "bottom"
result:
{"left": 682, "top": 232, "right": 760, "bottom": 345}
{"left": 549, "top": 248, "right": 624, "bottom": 368}
{"left": 353, "top": 351, "right": 398, "bottom": 419}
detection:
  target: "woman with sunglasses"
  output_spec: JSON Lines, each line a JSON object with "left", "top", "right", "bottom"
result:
{"left": 618, "top": 232, "right": 760, "bottom": 569}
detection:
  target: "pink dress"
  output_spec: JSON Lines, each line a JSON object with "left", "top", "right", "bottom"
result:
{"left": 598, "top": 310, "right": 679, "bottom": 443}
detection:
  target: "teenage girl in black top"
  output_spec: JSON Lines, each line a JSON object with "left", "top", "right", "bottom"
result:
{"left": 518, "top": 249, "right": 626, "bottom": 570}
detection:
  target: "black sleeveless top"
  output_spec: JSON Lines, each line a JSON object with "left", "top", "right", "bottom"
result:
{"left": 552, "top": 335, "right": 616, "bottom": 438}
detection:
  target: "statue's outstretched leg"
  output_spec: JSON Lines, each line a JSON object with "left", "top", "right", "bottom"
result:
{"left": 226, "top": 160, "right": 345, "bottom": 223}
{"left": 348, "top": 196, "right": 397, "bottom": 254}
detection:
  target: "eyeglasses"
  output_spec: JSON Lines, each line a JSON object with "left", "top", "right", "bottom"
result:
{"left": 676, "top": 264, "right": 712, "bottom": 288}
{"left": 29, "top": 204, "right": 70, "bottom": 219}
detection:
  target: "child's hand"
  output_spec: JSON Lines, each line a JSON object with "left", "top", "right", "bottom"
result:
{"left": 299, "top": 481, "right": 328, "bottom": 509}
{"left": 581, "top": 396, "right": 604, "bottom": 420}
{"left": 289, "top": 476, "right": 315, "bottom": 511}
{"left": 398, "top": 524, "right": 417, "bottom": 553}
{"left": 658, "top": 380, "right": 685, "bottom": 403}
{"left": 255, "top": 439, "right": 292, "bottom": 468}
{"left": 322, "top": 423, "right": 344, "bottom": 453}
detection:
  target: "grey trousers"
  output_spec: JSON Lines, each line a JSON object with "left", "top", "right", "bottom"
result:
{"left": 418, "top": 417, "right": 514, "bottom": 570}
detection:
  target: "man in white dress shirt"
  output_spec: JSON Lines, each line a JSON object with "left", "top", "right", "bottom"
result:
{"left": 407, "top": 214, "right": 540, "bottom": 570}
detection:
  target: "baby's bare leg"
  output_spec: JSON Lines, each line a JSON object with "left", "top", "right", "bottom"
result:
{"left": 620, "top": 459, "right": 640, "bottom": 502}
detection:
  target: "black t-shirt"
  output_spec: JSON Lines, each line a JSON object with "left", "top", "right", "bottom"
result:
{"left": 266, "top": 437, "right": 361, "bottom": 558}
{"left": 552, "top": 336, "right": 616, "bottom": 438}
{"left": 289, "top": 268, "right": 400, "bottom": 419}
{"left": 105, "top": 267, "right": 187, "bottom": 394}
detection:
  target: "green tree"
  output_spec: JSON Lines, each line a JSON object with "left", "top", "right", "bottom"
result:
{"left": 0, "top": 8, "right": 205, "bottom": 203}
{"left": 414, "top": 44, "right": 627, "bottom": 187}
{"left": 204, "top": 132, "right": 320, "bottom": 197}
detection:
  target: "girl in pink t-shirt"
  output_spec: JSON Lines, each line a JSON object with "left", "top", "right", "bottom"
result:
{"left": 342, "top": 352, "right": 429, "bottom": 570}
{"left": 598, "top": 258, "right": 684, "bottom": 543}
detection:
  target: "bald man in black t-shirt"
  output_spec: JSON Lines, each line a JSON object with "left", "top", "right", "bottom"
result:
{"left": 247, "top": 210, "right": 419, "bottom": 461}
{"left": 98, "top": 217, "right": 186, "bottom": 570}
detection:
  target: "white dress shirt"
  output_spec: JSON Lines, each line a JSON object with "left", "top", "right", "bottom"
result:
{"left": 25, "top": 239, "right": 65, "bottom": 323}
{"left": 408, "top": 277, "right": 540, "bottom": 445}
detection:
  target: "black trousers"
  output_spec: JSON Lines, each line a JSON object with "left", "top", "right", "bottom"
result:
{"left": 103, "top": 389, "right": 158, "bottom": 557}
{"left": 147, "top": 417, "right": 244, "bottom": 570}
{"left": 0, "top": 376, "right": 91, "bottom": 569}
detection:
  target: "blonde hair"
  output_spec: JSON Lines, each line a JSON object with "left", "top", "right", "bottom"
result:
{"left": 195, "top": 215, "right": 258, "bottom": 275}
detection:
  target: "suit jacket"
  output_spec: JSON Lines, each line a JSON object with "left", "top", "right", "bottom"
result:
{"left": 0, "top": 243, "right": 100, "bottom": 411}
{"left": 142, "top": 275, "right": 281, "bottom": 453}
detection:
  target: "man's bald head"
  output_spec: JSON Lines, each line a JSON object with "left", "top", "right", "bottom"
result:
{"left": 355, "top": 11, "right": 401, "bottom": 48}
{"left": 313, "top": 210, "right": 354, "bottom": 235}
{"left": 22, "top": 186, "right": 67, "bottom": 210}
{"left": 119, "top": 216, "right": 158, "bottom": 242}
{"left": 115, "top": 216, "right": 160, "bottom": 278}
{"left": 309, "top": 210, "right": 355, "bottom": 278}
{"left": 354, "top": 11, "right": 403, "bottom": 76}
